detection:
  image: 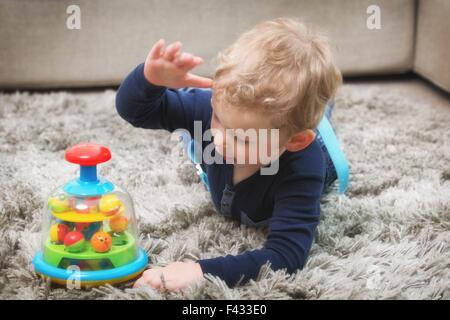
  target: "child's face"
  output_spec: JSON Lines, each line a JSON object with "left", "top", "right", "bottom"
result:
{"left": 210, "top": 98, "right": 289, "bottom": 166}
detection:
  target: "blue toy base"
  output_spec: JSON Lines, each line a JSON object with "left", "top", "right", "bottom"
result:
{"left": 33, "top": 248, "right": 148, "bottom": 287}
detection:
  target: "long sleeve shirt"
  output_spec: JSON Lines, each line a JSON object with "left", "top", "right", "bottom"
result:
{"left": 115, "top": 63, "right": 326, "bottom": 287}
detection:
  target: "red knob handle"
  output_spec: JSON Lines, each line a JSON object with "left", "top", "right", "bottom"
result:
{"left": 65, "top": 143, "right": 111, "bottom": 166}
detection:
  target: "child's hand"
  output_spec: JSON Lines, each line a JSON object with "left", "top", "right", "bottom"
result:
{"left": 133, "top": 261, "right": 204, "bottom": 291}
{"left": 143, "top": 39, "right": 213, "bottom": 89}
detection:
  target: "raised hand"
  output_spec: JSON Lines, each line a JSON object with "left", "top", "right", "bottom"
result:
{"left": 143, "top": 39, "right": 213, "bottom": 89}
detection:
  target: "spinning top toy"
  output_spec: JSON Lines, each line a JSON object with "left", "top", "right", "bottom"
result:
{"left": 33, "top": 143, "right": 148, "bottom": 287}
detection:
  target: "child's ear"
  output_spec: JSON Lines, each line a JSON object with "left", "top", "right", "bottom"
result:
{"left": 285, "top": 129, "right": 316, "bottom": 152}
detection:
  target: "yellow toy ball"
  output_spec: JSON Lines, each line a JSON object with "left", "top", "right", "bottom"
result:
{"left": 99, "top": 194, "right": 122, "bottom": 216}
{"left": 49, "top": 223, "right": 69, "bottom": 244}
{"left": 48, "top": 195, "right": 70, "bottom": 213}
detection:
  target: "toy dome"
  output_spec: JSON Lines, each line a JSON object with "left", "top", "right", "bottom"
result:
{"left": 32, "top": 143, "right": 148, "bottom": 287}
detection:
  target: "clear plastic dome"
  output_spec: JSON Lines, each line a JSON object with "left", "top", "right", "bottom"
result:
{"left": 42, "top": 186, "right": 139, "bottom": 271}
{"left": 33, "top": 144, "right": 147, "bottom": 286}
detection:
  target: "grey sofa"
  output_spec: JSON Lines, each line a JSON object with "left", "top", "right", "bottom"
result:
{"left": 0, "top": 0, "right": 448, "bottom": 92}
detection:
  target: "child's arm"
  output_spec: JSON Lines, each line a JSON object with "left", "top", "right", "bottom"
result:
{"left": 115, "top": 39, "right": 212, "bottom": 135}
{"left": 197, "top": 167, "right": 324, "bottom": 287}
{"left": 134, "top": 149, "right": 324, "bottom": 291}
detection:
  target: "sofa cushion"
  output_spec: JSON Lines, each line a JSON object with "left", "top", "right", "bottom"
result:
{"left": 414, "top": 0, "right": 450, "bottom": 93}
{"left": 0, "top": 0, "right": 415, "bottom": 88}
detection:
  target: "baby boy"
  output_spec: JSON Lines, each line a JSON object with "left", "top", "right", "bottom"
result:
{"left": 116, "top": 17, "right": 342, "bottom": 291}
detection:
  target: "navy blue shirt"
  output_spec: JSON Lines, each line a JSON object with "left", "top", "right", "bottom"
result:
{"left": 116, "top": 63, "right": 326, "bottom": 287}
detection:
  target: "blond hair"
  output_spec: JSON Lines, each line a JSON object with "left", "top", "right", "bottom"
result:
{"left": 212, "top": 17, "right": 342, "bottom": 133}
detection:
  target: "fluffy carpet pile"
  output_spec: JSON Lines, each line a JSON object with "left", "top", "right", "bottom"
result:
{"left": 0, "top": 85, "right": 449, "bottom": 299}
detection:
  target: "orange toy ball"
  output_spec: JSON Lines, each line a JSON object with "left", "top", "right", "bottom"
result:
{"left": 90, "top": 231, "right": 112, "bottom": 253}
{"left": 109, "top": 216, "right": 129, "bottom": 233}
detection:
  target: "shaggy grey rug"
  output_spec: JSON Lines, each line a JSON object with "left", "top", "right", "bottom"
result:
{"left": 0, "top": 84, "right": 449, "bottom": 300}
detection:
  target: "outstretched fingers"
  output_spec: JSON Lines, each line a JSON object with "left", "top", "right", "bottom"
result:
{"left": 163, "top": 41, "right": 182, "bottom": 62}
{"left": 176, "top": 53, "right": 205, "bottom": 72}
{"left": 146, "top": 38, "right": 211, "bottom": 89}
{"left": 184, "top": 73, "right": 213, "bottom": 88}
{"left": 149, "top": 38, "right": 165, "bottom": 60}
